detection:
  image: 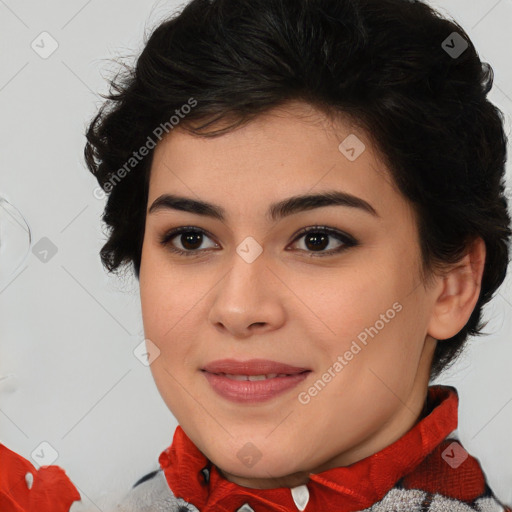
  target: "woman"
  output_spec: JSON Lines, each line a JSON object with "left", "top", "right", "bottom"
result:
{"left": 2, "top": 0, "right": 511, "bottom": 510}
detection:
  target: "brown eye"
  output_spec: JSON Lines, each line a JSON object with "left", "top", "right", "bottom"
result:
{"left": 177, "top": 231, "right": 203, "bottom": 251}
{"left": 289, "top": 226, "right": 358, "bottom": 257}
{"left": 159, "top": 227, "right": 218, "bottom": 257}
{"left": 158, "top": 225, "right": 358, "bottom": 258}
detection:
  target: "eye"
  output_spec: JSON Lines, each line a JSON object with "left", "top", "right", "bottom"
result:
{"left": 158, "top": 226, "right": 218, "bottom": 257}
{"left": 288, "top": 225, "right": 357, "bottom": 257}
{"left": 158, "top": 225, "right": 358, "bottom": 258}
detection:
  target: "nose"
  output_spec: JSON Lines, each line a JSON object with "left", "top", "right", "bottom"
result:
{"left": 207, "top": 250, "right": 287, "bottom": 339}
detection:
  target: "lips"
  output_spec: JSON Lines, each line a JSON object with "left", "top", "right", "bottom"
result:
{"left": 203, "top": 372, "right": 310, "bottom": 403}
{"left": 201, "top": 358, "right": 310, "bottom": 376}
{"left": 201, "top": 360, "right": 312, "bottom": 403}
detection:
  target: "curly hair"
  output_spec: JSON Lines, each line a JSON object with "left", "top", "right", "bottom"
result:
{"left": 84, "top": 0, "right": 511, "bottom": 381}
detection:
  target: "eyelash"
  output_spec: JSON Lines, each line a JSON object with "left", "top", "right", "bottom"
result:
{"left": 158, "top": 225, "right": 358, "bottom": 258}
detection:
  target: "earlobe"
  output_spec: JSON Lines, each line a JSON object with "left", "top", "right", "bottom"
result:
{"left": 427, "top": 237, "right": 486, "bottom": 341}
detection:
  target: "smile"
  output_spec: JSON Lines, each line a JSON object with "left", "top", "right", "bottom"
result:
{"left": 202, "top": 370, "right": 311, "bottom": 403}
{"left": 216, "top": 373, "right": 292, "bottom": 380}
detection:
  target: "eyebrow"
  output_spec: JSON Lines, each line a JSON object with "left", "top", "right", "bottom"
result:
{"left": 148, "top": 190, "right": 379, "bottom": 222}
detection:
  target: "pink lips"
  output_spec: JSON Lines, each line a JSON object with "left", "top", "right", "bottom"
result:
{"left": 201, "top": 358, "right": 311, "bottom": 404}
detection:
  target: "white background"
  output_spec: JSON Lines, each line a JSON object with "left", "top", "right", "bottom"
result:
{"left": 0, "top": 0, "right": 511, "bottom": 510}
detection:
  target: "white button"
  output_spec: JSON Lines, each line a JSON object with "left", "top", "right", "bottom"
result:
{"left": 25, "top": 472, "right": 34, "bottom": 490}
{"left": 291, "top": 484, "right": 310, "bottom": 511}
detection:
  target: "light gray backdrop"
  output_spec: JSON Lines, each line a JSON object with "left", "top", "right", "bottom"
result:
{"left": 0, "top": 0, "right": 511, "bottom": 510}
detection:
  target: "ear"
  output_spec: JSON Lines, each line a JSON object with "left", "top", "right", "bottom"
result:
{"left": 427, "top": 237, "right": 486, "bottom": 341}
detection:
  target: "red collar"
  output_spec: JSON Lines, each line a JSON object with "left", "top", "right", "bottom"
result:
{"left": 159, "top": 385, "right": 458, "bottom": 512}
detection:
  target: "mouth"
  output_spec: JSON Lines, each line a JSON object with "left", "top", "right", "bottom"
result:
{"left": 204, "top": 372, "right": 309, "bottom": 381}
{"left": 200, "top": 359, "right": 312, "bottom": 403}
{"left": 201, "top": 358, "right": 311, "bottom": 376}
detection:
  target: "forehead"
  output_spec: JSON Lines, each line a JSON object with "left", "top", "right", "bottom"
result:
{"left": 148, "top": 102, "right": 406, "bottom": 222}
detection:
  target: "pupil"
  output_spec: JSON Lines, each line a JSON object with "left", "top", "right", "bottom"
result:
{"left": 305, "top": 232, "right": 328, "bottom": 251}
{"left": 182, "top": 232, "right": 202, "bottom": 250}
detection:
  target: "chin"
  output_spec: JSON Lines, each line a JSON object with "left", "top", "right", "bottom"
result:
{"left": 211, "top": 448, "right": 306, "bottom": 483}
{"left": 219, "top": 464, "right": 289, "bottom": 484}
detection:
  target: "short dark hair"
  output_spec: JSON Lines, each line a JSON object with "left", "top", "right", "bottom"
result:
{"left": 84, "top": 0, "right": 511, "bottom": 381}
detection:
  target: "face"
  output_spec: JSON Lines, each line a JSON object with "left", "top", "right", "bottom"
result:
{"left": 138, "top": 100, "right": 441, "bottom": 489}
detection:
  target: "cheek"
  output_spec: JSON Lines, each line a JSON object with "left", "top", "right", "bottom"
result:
{"left": 307, "top": 269, "right": 422, "bottom": 386}
{"left": 298, "top": 266, "right": 401, "bottom": 343}
{"left": 139, "top": 253, "right": 200, "bottom": 341}
{"left": 139, "top": 254, "right": 212, "bottom": 346}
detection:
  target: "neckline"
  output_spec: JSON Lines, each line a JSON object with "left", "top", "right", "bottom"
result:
{"left": 159, "top": 385, "right": 458, "bottom": 512}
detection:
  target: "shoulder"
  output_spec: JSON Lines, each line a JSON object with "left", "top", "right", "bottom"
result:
{"left": 379, "top": 437, "right": 512, "bottom": 511}
{"left": 364, "top": 487, "right": 512, "bottom": 511}
{"left": 113, "top": 469, "right": 199, "bottom": 512}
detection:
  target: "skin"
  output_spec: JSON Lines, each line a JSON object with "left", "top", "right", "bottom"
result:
{"left": 138, "top": 100, "right": 486, "bottom": 489}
